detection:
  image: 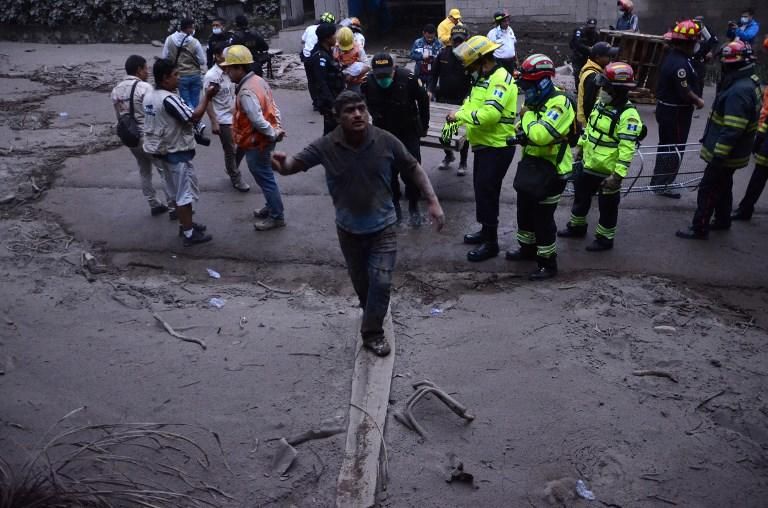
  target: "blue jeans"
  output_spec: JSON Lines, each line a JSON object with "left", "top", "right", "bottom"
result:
{"left": 244, "top": 144, "right": 284, "bottom": 219}
{"left": 178, "top": 74, "right": 202, "bottom": 108}
{"left": 337, "top": 226, "right": 397, "bottom": 342}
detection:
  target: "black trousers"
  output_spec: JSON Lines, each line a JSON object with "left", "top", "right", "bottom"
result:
{"left": 650, "top": 104, "right": 694, "bottom": 187}
{"left": 473, "top": 146, "right": 516, "bottom": 226}
{"left": 692, "top": 162, "right": 736, "bottom": 232}
{"left": 496, "top": 57, "right": 517, "bottom": 75}
{"left": 301, "top": 53, "right": 318, "bottom": 107}
{"left": 517, "top": 179, "right": 567, "bottom": 266}
{"left": 738, "top": 164, "right": 768, "bottom": 214}
{"left": 323, "top": 113, "right": 337, "bottom": 135}
{"left": 570, "top": 172, "right": 620, "bottom": 240}
{"left": 392, "top": 133, "right": 422, "bottom": 205}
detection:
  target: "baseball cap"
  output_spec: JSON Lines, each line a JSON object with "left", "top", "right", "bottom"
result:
{"left": 591, "top": 41, "right": 619, "bottom": 58}
{"left": 586, "top": 18, "right": 597, "bottom": 26}
{"left": 449, "top": 8, "right": 462, "bottom": 19}
{"left": 371, "top": 53, "right": 395, "bottom": 76}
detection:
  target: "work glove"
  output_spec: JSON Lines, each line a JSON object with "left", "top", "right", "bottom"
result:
{"left": 506, "top": 132, "right": 528, "bottom": 147}
{"left": 440, "top": 121, "right": 460, "bottom": 146}
{"left": 754, "top": 132, "right": 766, "bottom": 154}
{"left": 601, "top": 173, "right": 623, "bottom": 192}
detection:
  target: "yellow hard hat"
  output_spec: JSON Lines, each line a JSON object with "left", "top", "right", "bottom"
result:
{"left": 449, "top": 8, "right": 462, "bottom": 19}
{"left": 337, "top": 26, "right": 355, "bottom": 51}
{"left": 219, "top": 44, "right": 254, "bottom": 66}
{"left": 453, "top": 35, "right": 500, "bottom": 67}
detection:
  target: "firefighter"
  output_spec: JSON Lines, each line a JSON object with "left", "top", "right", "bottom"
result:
{"left": 445, "top": 35, "right": 518, "bottom": 262}
{"left": 649, "top": 20, "right": 705, "bottom": 198}
{"left": 676, "top": 40, "right": 762, "bottom": 239}
{"left": 732, "top": 36, "right": 768, "bottom": 222}
{"left": 308, "top": 22, "right": 345, "bottom": 134}
{"left": 431, "top": 24, "right": 473, "bottom": 175}
{"left": 570, "top": 18, "right": 599, "bottom": 80}
{"left": 558, "top": 62, "right": 644, "bottom": 251}
{"left": 506, "top": 54, "right": 575, "bottom": 280}
{"left": 361, "top": 53, "right": 430, "bottom": 225}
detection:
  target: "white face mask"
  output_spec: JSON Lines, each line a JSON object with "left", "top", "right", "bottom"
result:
{"left": 740, "top": 16, "right": 749, "bottom": 24}
{"left": 599, "top": 89, "right": 612, "bottom": 104}
{"left": 212, "top": 27, "right": 222, "bottom": 35}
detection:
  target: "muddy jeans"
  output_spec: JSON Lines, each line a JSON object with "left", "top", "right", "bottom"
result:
{"left": 217, "top": 124, "right": 244, "bottom": 181}
{"left": 337, "top": 225, "right": 397, "bottom": 342}
{"left": 129, "top": 145, "right": 170, "bottom": 209}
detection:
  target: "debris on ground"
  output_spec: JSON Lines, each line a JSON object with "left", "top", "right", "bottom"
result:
{"left": 632, "top": 369, "right": 679, "bottom": 383}
{"left": 445, "top": 453, "right": 475, "bottom": 486}
{"left": 208, "top": 297, "right": 226, "bottom": 308}
{"left": 287, "top": 425, "right": 345, "bottom": 446}
{"left": 272, "top": 437, "right": 298, "bottom": 475}
{"left": 394, "top": 379, "right": 474, "bottom": 438}
{"left": 152, "top": 312, "right": 207, "bottom": 350}
{"left": 575, "top": 479, "right": 596, "bottom": 500}
{"left": 543, "top": 477, "right": 578, "bottom": 505}
{"left": 206, "top": 268, "right": 221, "bottom": 279}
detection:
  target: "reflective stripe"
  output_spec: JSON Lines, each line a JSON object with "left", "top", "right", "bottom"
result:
{"left": 588, "top": 135, "right": 618, "bottom": 148}
{"left": 616, "top": 159, "right": 631, "bottom": 167}
{"left": 484, "top": 99, "right": 504, "bottom": 112}
{"left": 722, "top": 114, "right": 748, "bottom": 129}
{"left": 476, "top": 81, "right": 489, "bottom": 89}
{"left": 517, "top": 230, "right": 536, "bottom": 244}
{"left": 595, "top": 223, "right": 616, "bottom": 239}
{"left": 617, "top": 133, "right": 639, "bottom": 141}
{"left": 471, "top": 111, "right": 481, "bottom": 125}
{"left": 537, "top": 243, "right": 556, "bottom": 258}
{"left": 540, "top": 120, "right": 563, "bottom": 141}
{"left": 756, "top": 153, "right": 768, "bottom": 166}
{"left": 713, "top": 142, "right": 731, "bottom": 156}
{"left": 759, "top": 124, "right": 768, "bottom": 134}
{"left": 569, "top": 214, "right": 587, "bottom": 226}
{"left": 504, "top": 72, "right": 513, "bottom": 85}
{"left": 601, "top": 187, "right": 620, "bottom": 195}
{"left": 539, "top": 194, "right": 561, "bottom": 205}
{"left": 499, "top": 116, "right": 517, "bottom": 124}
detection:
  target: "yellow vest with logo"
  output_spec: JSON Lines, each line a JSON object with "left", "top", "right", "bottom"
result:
{"left": 455, "top": 65, "right": 517, "bottom": 149}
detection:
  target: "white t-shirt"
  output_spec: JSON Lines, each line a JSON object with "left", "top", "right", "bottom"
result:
{"left": 487, "top": 26, "right": 517, "bottom": 59}
{"left": 302, "top": 25, "right": 319, "bottom": 58}
{"left": 203, "top": 64, "right": 235, "bottom": 125}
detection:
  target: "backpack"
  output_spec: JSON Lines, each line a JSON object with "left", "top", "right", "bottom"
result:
{"left": 116, "top": 80, "right": 141, "bottom": 148}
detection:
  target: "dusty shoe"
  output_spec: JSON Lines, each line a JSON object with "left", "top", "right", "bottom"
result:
{"left": 529, "top": 265, "right": 558, "bottom": 281}
{"left": 363, "top": 336, "right": 391, "bottom": 357}
{"left": 456, "top": 164, "right": 467, "bottom": 176}
{"left": 585, "top": 237, "right": 613, "bottom": 251}
{"left": 731, "top": 207, "right": 752, "bottom": 221}
{"left": 467, "top": 242, "right": 499, "bottom": 262}
{"left": 150, "top": 204, "right": 169, "bottom": 216}
{"left": 463, "top": 229, "right": 485, "bottom": 245}
{"left": 253, "top": 206, "right": 270, "bottom": 219}
{"left": 182, "top": 228, "right": 212, "bottom": 246}
{"left": 438, "top": 152, "right": 455, "bottom": 170}
{"left": 178, "top": 222, "right": 207, "bottom": 237}
{"left": 675, "top": 227, "right": 708, "bottom": 240}
{"left": 254, "top": 217, "right": 286, "bottom": 231}
{"left": 655, "top": 189, "right": 681, "bottom": 199}
{"left": 231, "top": 177, "right": 251, "bottom": 193}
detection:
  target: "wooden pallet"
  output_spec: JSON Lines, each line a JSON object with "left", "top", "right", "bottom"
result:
{"left": 599, "top": 29, "right": 667, "bottom": 103}
{"left": 423, "top": 101, "right": 467, "bottom": 152}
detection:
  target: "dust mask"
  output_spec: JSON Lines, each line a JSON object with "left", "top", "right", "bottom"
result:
{"left": 375, "top": 77, "right": 393, "bottom": 88}
{"left": 740, "top": 16, "right": 749, "bottom": 24}
{"left": 212, "top": 27, "right": 222, "bottom": 35}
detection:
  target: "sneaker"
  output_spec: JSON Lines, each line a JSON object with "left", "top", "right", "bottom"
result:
{"left": 178, "top": 222, "right": 207, "bottom": 237}
{"left": 231, "top": 178, "right": 251, "bottom": 193}
{"left": 439, "top": 153, "right": 455, "bottom": 170}
{"left": 150, "top": 204, "right": 169, "bottom": 216}
{"left": 253, "top": 217, "right": 286, "bottom": 231}
{"left": 182, "top": 228, "right": 212, "bottom": 246}
{"left": 457, "top": 164, "right": 467, "bottom": 176}
{"left": 731, "top": 208, "right": 752, "bottom": 221}
{"left": 675, "top": 227, "right": 708, "bottom": 240}
{"left": 253, "top": 206, "right": 270, "bottom": 219}
{"left": 363, "top": 337, "right": 391, "bottom": 357}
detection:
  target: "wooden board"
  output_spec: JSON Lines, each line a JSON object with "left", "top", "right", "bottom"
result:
{"left": 336, "top": 307, "right": 395, "bottom": 508}
{"left": 423, "top": 101, "right": 466, "bottom": 152}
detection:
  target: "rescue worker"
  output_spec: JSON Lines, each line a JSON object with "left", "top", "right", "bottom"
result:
{"left": 221, "top": 45, "right": 288, "bottom": 231}
{"left": 692, "top": 16, "right": 719, "bottom": 96}
{"left": 410, "top": 24, "right": 442, "bottom": 91}
{"left": 570, "top": 18, "right": 599, "bottom": 80}
{"left": 445, "top": 35, "right": 518, "bottom": 262}
{"left": 362, "top": 53, "right": 430, "bottom": 225}
{"left": 340, "top": 17, "right": 366, "bottom": 49}
{"left": 232, "top": 15, "right": 269, "bottom": 77}
{"left": 438, "top": 8, "right": 463, "bottom": 46}
{"left": 677, "top": 41, "right": 762, "bottom": 239}
{"left": 614, "top": 0, "right": 639, "bottom": 32}
{"left": 301, "top": 12, "right": 336, "bottom": 110}
{"left": 206, "top": 18, "right": 234, "bottom": 69}
{"left": 558, "top": 62, "right": 644, "bottom": 251}
{"left": 161, "top": 18, "right": 206, "bottom": 108}
{"left": 309, "top": 22, "right": 345, "bottom": 134}
{"left": 431, "top": 24, "right": 473, "bottom": 175}
{"left": 650, "top": 20, "right": 705, "bottom": 198}
{"left": 732, "top": 36, "right": 768, "bottom": 222}
{"left": 487, "top": 10, "right": 517, "bottom": 74}
{"left": 506, "top": 54, "right": 575, "bottom": 280}
{"left": 577, "top": 42, "right": 619, "bottom": 130}
{"left": 334, "top": 26, "right": 369, "bottom": 94}
{"left": 727, "top": 8, "right": 760, "bottom": 44}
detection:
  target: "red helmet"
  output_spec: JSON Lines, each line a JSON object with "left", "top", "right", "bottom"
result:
{"left": 720, "top": 40, "right": 752, "bottom": 63}
{"left": 763, "top": 35, "right": 768, "bottom": 51}
{"left": 519, "top": 54, "right": 555, "bottom": 81}
{"left": 603, "top": 62, "right": 637, "bottom": 88}
{"left": 667, "top": 19, "right": 700, "bottom": 41}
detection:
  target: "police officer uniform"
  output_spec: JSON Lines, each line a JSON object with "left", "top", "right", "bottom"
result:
{"left": 570, "top": 19, "right": 599, "bottom": 80}
{"left": 649, "top": 47, "right": 700, "bottom": 192}
{"left": 362, "top": 56, "right": 430, "bottom": 220}
{"left": 309, "top": 35, "right": 345, "bottom": 134}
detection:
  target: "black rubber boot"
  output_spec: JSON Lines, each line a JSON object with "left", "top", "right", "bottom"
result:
{"left": 731, "top": 207, "right": 752, "bottom": 221}
{"left": 529, "top": 256, "right": 558, "bottom": 281}
{"left": 557, "top": 224, "right": 587, "bottom": 238}
{"left": 467, "top": 225, "right": 499, "bottom": 262}
{"left": 505, "top": 245, "right": 537, "bottom": 261}
{"left": 464, "top": 227, "right": 486, "bottom": 245}
{"left": 585, "top": 236, "right": 614, "bottom": 252}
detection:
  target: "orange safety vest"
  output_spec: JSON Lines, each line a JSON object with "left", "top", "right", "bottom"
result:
{"left": 335, "top": 45, "right": 366, "bottom": 85}
{"left": 233, "top": 74, "right": 280, "bottom": 150}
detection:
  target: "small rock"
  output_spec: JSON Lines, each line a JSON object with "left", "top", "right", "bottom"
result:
{"left": 653, "top": 325, "right": 677, "bottom": 334}
{"left": 272, "top": 438, "right": 297, "bottom": 475}
{"left": 709, "top": 359, "right": 722, "bottom": 368}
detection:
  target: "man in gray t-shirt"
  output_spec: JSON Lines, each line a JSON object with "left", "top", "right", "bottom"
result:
{"left": 272, "top": 91, "right": 445, "bottom": 356}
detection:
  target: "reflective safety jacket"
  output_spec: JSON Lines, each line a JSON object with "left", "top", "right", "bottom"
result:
{"left": 454, "top": 65, "right": 517, "bottom": 149}
{"left": 521, "top": 91, "right": 575, "bottom": 177}
{"left": 578, "top": 100, "right": 643, "bottom": 177}
{"left": 700, "top": 67, "right": 762, "bottom": 169}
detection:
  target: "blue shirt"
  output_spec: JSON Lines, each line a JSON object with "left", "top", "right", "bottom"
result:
{"left": 294, "top": 125, "right": 419, "bottom": 234}
{"left": 727, "top": 19, "right": 760, "bottom": 44}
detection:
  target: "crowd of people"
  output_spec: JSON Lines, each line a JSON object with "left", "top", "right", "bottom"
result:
{"left": 109, "top": 6, "right": 767, "bottom": 356}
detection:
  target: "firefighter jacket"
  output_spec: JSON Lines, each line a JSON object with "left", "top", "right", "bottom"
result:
{"left": 454, "top": 65, "right": 517, "bottom": 149}
{"left": 521, "top": 91, "right": 575, "bottom": 177}
{"left": 362, "top": 68, "right": 430, "bottom": 139}
{"left": 578, "top": 99, "right": 643, "bottom": 178}
{"left": 700, "top": 67, "right": 762, "bottom": 169}
{"left": 233, "top": 72, "right": 281, "bottom": 151}
{"left": 309, "top": 44, "right": 345, "bottom": 115}
{"left": 577, "top": 59, "right": 603, "bottom": 126}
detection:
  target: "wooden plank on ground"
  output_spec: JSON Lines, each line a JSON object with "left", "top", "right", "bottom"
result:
{"left": 336, "top": 308, "right": 395, "bottom": 508}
